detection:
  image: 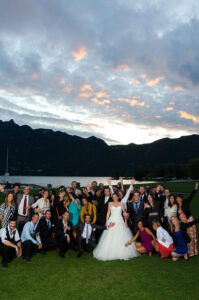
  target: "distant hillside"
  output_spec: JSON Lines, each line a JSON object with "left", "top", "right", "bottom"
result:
{"left": 0, "top": 120, "right": 199, "bottom": 176}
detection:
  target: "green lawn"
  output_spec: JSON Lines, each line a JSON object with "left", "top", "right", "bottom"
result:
{"left": 0, "top": 180, "right": 199, "bottom": 300}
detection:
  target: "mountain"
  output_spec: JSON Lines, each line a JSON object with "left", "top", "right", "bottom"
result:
{"left": 0, "top": 119, "right": 199, "bottom": 176}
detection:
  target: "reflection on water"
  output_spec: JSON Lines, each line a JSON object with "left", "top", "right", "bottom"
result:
{"left": 0, "top": 176, "right": 155, "bottom": 188}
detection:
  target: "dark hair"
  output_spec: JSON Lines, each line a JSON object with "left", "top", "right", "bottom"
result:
{"left": 45, "top": 210, "right": 51, "bottom": 214}
{"left": 9, "top": 217, "right": 16, "bottom": 223}
{"left": 62, "top": 211, "right": 69, "bottom": 215}
{"left": 84, "top": 214, "right": 91, "bottom": 219}
{"left": 13, "top": 183, "right": 20, "bottom": 188}
{"left": 168, "top": 194, "right": 176, "bottom": 207}
{"left": 137, "top": 220, "right": 143, "bottom": 226}
{"left": 32, "top": 213, "right": 39, "bottom": 217}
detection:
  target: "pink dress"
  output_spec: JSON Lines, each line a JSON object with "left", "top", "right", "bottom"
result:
{"left": 139, "top": 229, "right": 153, "bottom": 252}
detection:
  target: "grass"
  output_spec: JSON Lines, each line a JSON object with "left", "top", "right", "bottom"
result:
{"left": 0, "top": 180, "right": 199, "bottom": 300}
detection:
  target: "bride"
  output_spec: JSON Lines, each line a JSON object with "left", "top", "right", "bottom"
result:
{"left": 93, "top": 193, "right": 139, "bottom": 261}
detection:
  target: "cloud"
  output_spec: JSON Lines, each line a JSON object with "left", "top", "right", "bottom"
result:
{"left": 72, "top": 46, "right": 87, "bottom": 62}
{"left": 178, "top": 111, "right": 199, "bottom": 124}
{"left": 0, "top": 0, "right": 199, "bottom": 145}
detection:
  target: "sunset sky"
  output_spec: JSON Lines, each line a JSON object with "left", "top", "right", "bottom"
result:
{"left": 0, "top": 0, "right": 199, "bottom": 145}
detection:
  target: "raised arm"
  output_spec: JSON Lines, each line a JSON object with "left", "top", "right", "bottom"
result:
{"left": 107, "top": 178, "right": 114, "bottom": 195}
{"left": 121, "top": 179, "right": 135, "bottom": 210}
{"left": 185, "top": 182, "right": 198, "bottom": 204}
{"left": 119, "top": 177, "right": 124, "bottom": 192}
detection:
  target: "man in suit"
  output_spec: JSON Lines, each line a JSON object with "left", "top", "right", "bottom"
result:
{"left": 98, "top": 188, "right": 112, "bottom": 226}
{"left": 36, "top": 210, "right": 57, "bottom": 254}
{"left": 127, "top": 192, "right": 145, "bottom": 235}
{"left": 56, "top": 211, "right": 73, "bottom": 257}
{"left": 16, "top": 185, "right": 34, "bottom": 235}
{"left": 76, "top": 214, "right": 114, "bottom": 257}
{"left": 139, "top": 186, "right": 148, "bottom": 203}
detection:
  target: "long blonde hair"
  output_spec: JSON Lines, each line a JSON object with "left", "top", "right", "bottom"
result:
{"left": 5, "top": 193, "right": 15, "bottom": 208}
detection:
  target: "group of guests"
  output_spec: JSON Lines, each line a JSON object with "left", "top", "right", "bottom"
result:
{"left": 0, "top": 179, "right": 198, "bottom": 267}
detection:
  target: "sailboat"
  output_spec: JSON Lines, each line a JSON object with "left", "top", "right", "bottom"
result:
{"left": 4, "top": 148, "right": 9, "bottom": 177}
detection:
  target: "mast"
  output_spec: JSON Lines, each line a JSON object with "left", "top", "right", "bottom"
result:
{"left": 4, "top": 148, "right": 9, "bottom": 176}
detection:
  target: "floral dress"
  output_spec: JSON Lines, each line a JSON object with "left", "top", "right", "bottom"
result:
{"left": 178, "top": 208, "right": 198, "bottom": 257}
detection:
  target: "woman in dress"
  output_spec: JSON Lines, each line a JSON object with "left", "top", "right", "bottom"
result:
{"left": 68, "top": 192, "right": 81, "bottom": 226}
{"left": 170, "top": 216, "right": 199, "bottom": 261}
{"left": 176, "top": 182, "right": 198, "bottom": 257}
{"left": 93, "top": 193, "right": 139, "bottom": 261}
{"left": 125, "top": 220, "right": 158, "bottom": 256}
{"left": 164, "top": 194, "right": 178, "bottom": 229}
{"left": 0, "top": 193, "right": 16, "bottom": 228}
{"left": 144, "top": 194, "right": 163, "bottom": 231}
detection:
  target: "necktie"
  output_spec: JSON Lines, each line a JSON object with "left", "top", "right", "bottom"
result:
{"left": 86, "top": 224, "right": 89, "bottom": 244}
{"left": 23, "top": 196, "right": 27, "bottom": 215}
{"left": 135, "top": 202, "right": 138, "bottom": 214}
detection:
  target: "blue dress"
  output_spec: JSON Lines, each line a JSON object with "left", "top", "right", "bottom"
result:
{"left": 173, "top": 231, "right": 188, "bottom": 254}
{"left": 68, "top": 199, "right": 81, "bottom": 226}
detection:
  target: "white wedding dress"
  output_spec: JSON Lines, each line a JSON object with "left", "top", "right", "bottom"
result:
{"left": 93, "top": 205, "right": 139, "bottom": 261}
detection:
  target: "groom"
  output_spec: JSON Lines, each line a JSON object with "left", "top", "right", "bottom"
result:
{"left": 76, "top": 214, "right": 114, "bottom": 257}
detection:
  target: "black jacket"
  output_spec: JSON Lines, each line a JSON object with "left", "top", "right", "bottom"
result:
{"left": 179, "top": 190, "right": 197, "bottom": 219}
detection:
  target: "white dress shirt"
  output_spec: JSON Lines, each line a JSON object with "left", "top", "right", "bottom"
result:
{"left": 0, "top": 225, "right": 20, "bottom": 243}
{"left": 81, "top": 223, "right": 92, "bottom": 240}
{"left": 18, "top": 195, "right": 29, "bottom": 216}
{"left": 157, "top": 226, "right": 173, "bottom": 248}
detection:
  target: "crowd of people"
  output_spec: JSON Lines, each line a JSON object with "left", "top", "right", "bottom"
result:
{"left": 0, "top": 178, "right": 198, "bottom": 267}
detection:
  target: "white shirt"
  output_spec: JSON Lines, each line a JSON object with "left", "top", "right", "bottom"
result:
{"left": 32, "top": 198, "right": 50, "bottom": 218}
{"left": 164, "top": 198, "right": 169, "bottom": 210}
{"left": 0, "top": 225, "right": 20, "bottom": 243}
{"left": 81, "top": 223, "right": 92, "bottom": 240}
{"left": 121, "top": 185, "right": 133, "bottom": 210}
{"left": 63, "top": 220, "right": 69, "bottom": 235}
{"left": 164, "top": 204, "right": 177, "bottom": 220}
{"left": 157, "top": 226, "right": 173, "bottom": 248}
{"left": 18, "top": 195, "right": 29, "bottom": 216}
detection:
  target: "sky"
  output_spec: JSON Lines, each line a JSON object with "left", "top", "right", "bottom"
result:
{"left": 0, "top": 0, "right": 199, "bottom": 145}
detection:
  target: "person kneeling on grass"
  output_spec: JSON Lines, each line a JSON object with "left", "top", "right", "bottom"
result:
{"left": 125, "top": 220, "right": 158, "bottom": 256}
{"left": 0, "top": 217, "right": 22, "bottom": 268}
{"left": 75, "top": 214, "right": 115, "bottom": 258}
{"left": 170, "top": 216, "right": 199, "bottom": 262}
{"left": 21, "top": 213, "right": 42, "bottom": 262}
{"left": 152, "top": 220, "right": 174, "bottom": 258}
{"left": 56, "top": 211, "right": 73, "bottom": 258}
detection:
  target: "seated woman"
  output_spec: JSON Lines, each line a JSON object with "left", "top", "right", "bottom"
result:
{"left": 0, "top": 193, "right": 16, "bottom": 228}
{"left": 80, "top": 197, "right": 97, "bottom": 224}
{"left": 152, "top": 220, "right": 174, "bottom": 258}
{"left": 170, "top": 216, "right": 199, "bottom": 261}
{"left": 176, "top": 182, "right": 198, "bottom": 257}
{"left": 125, "top": 220, "right": 158, "bottom": 256}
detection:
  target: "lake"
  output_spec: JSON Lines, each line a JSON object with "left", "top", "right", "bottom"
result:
{"left": 0, "top": 175, "right": 155, "bottom": 188}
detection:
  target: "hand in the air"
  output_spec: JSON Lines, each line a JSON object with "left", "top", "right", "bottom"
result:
{"left": 195, "top": 182, "right": 198, "bottom": 191}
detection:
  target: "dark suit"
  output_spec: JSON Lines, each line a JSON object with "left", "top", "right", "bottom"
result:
{"left": 98, "top": 196, "right": 112, "bottom": 226}
{"left": 75, "top": 222, "right": 107, "bottom": 252}
{"left": 55, "top": 219, "right": 73, "bottom": 256}
{"left": 127, "top": 200, "right": 145, "bottom": 234}
{"left": 16, "top": 194, "right": 34, "bottom": 234}
{"left": 36, "top": 217, "right": 57, "bottom": 253}
{"left": 139, "top": 193, "right": 148, "bottom": 204}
